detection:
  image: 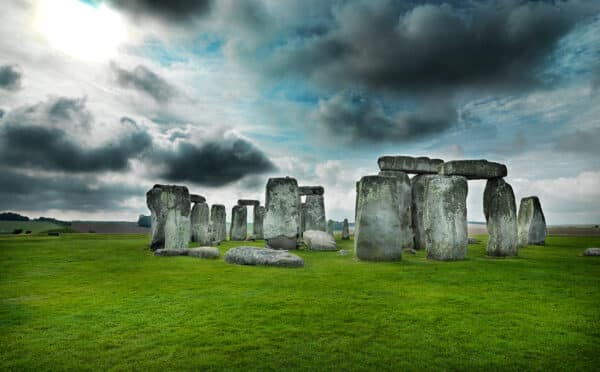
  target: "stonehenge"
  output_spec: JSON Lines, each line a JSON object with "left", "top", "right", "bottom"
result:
{"left": 190, "top": 197, "right": 211, "bottom": 245}
{"left": 342, "top": 218, "right": 350, "bottom": 240}
{"left": 518, "top": 196, "right": 547, "bottom": 246}
{"left": 439, "top": 160, "right": 507, "bottom": 180}
{"left": 378, "top": 156, "right": 443, "bottom": 174}
{"left": 210, "top": 204, "right": 227, "bottom": 244}
{"left": 303, "top": 230, "right": 337, "bottom": 251}
{"left": 423, "top": 175, "right": 468, "bottom": 260}
{"left": 484, "top": 178, "right": 518, "bottom": 256}
{"left": 300, "top": 186, "right": 326, "bottom": 234}
{"left": 224, "top": 246, "right": 304, "bottom": 268}
{"left": 327, "top": 219, "right": 335, "bottom": 237}
{"left": 263, "top": 177, "right": 301, "bottom": 250}
{"left": 411, "top": 174, "right": 435, "bottom": 250}
{"left": 230, "top": 205, "right": 248, "bottom": 241}
{"left": 253, "top": 206, "right": 266, "bottom": 239}
{"left": 146, "top": 184, "right": 191, "bottom": 250}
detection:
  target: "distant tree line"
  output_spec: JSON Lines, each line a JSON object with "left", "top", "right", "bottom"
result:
{"left": 0, "top": 212, "right": 71, "bottom": 226}
{"left": 137, "top": 215, "right": 152, "bottom": 228}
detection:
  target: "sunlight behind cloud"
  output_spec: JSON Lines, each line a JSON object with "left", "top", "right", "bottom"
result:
{"left": 34, "top": 0, "right": 127, "bottom": 62}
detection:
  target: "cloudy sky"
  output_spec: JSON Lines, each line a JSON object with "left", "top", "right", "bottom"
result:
{"left": 0, "top": 0, "right": 599, "bottom": 224}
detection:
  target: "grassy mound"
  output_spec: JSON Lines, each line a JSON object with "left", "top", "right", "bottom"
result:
{"left": 1, "top": 234, "right": 599, "bottom": 370}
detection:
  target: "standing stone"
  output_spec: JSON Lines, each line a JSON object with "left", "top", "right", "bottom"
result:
{"left": 518, "top": 196, "right": 547, "bottom": 246}
{"left": 354, "top": 175, "right": 411, "bottom": 261}
{"left": 438, "top": 160, "right": 507, "bottom": 179}
{"left": 378, "top": 156, "right": 444, "bottom": 174}
{"left": 191, "top": 201, "right": 211, "bottom": 245}
{"left": 146, "top": 184, "right": 191, "bottom": 250}
{"left": 423, "top": 175, "right": 468, "bottom": 260}
{"left": 263, "top": 177, "right": 300, "bottom": 250}
{"left": 190, "top": 194, "right": 206, "bottom": 204}
{"left": 210, "top": 204, "right": 227, "bottom": 244}
{"left": 411, "top": 174, "right": 435, "bottom": 250}
{"left": 484, "top": 178, "right": 518, "bottom": 256}
{"left": 253, "top": 206, "right": 266, "bottom": 240}
{"left": 300, "top": 202, "right": 306, "bottom": 235}
{"left": 327, "top": 219, "right": 335, "bottom": 237}
{"left": 342, "top": 218, "right": 350, "bottom": 240}
{"left": 379, "top": 171, "right": 414, "bottom": 249}
{"left": 230, "top": 205, "right": 247, "bottom": 241}
{"left": 304, "top": 195, "right": 326, "bottom": 232}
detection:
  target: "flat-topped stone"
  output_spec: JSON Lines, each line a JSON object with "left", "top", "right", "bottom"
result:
{"left": 303, "top": 195, "right": 326, "bottom": 232}
{"left": 298, "top": 186, "right": 325, "bottom": 196}
{"left": 238, "top": 199, "right": 260, "bottom": 207}
{"left": 224, "top": 246, "right": 304, "bottom": 268}
{"left": 190, "top": 194, "right": 206, "bottom": 203}
{"left": 146, "top": 184, "right": 191, "bottom": 250}
{"left": 378, "top": 156, "right": 443, "bottom": 174}
{"left": 230, "top": 205, "right": 247, "bottom": 241}
{"left": 154, "top": 248, "right": 189, "bottom": 256}
{"left": 438, "top": 160, "right": 507, "bottom": 179}
{"left": 303, "top": 230, "right": 337, "bottom": 251}
{"left": 583, "top": 248, "right": 600, "bottom": 256}
{"left": 263, "top": 177, "right": 301, "bottom": 249}
{"left": 210, "top": 204, "right": 227, "bottom": 244}
{"left": 191, "top": 201, "right": 210, "bottom": 245}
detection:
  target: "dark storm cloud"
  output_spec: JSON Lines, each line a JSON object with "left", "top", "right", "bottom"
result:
{"left": 156, "top": 135, "right": 276, "bottom": 186}
{"left": 312, "top": 93, "right": 456, "bottom": 143}
{"left": 555, "top": 127, "right": 600, "bottom": 155}
{"left": 266, "top": 1, "right": 597, "bottom": 94}
{"left": 0, "top": 97, "right": 152, "bottom": 172}
{"left": 110, "top": 63, "right": 178, "bottom": 103}
{"left": 0, "top": 64, "right": 22, "bottom": 91}
{"left": 108, "top": 0, "right": 212, "bottom": 23}
{"left": 0, "top": 168, "right": 143, "bottom": 212}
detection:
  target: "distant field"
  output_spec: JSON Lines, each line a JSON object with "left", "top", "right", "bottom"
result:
{"left": 1, "top": 233, "right": 599, "bottom": 370}
{"left": 71, "top": 221, "right": 150, "bottom": 234}
{"left": 0, "top": 221, "right": 62, "bottom": 234}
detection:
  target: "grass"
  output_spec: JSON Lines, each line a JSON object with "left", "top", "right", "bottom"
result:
{"left": 1, "top": 234, "right": 599, "bottom": 370}
{"left": 0, "top": 221, "right": 62, "bottom": 234}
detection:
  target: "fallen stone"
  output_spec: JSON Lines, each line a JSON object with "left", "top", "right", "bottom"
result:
{"left": 191, "top": 202, "right": 211, "bottom": 245}
{"left": 518, "top": 196, "right": 547, "bottom": 246}
{"left": 304, "top": 194, "right": 326, "bottom": 232}
{"left": 146, "top": 184, "right": 191, "bottom": 250}
{"left": 411, "top": 174, "right": 435, "bottom": 250}
{"left": 338, "top": 249, "right": 350, "bottom": 256}
{"left": 190, "top": 194, "right": 206, "bottom": 204}
{"left": 210, "top": 204, "right": 227, "bottom": 244}
{"left": 484, "top": 178, "right": 519, "bottom": 257}
{"left": 438, "top": 160, "right": 507, "bottom": 179}
{"left": 468, "top": 238, "right": 480, "bottom": 245}
{"left": 583, "top": 248, "right": 600, "bottom": 256}
{"left": 424, "top": 175, "right": 468, "bottom": 260}
{"left": 342, "top": 218, "right": 350, "bottom": 240}
{"left": 303, "top": 230, "right": 337, "bottom": 251}
{"left": 298, "top": 186, "right": 325, "bottom": 195}
{"left": 224, "top": 246, "right": 304, "bottom": 268}
{"left": 378, "top": 155, "right": 443, "bottom": 174}
{"left": 266, "top": 236, "right": 297, "bottom": 250}
{"left": 238, "top": 199, "right": 260, "bottom": 207}
{"left": 263, "top": 177, "right": 301, "bottom": 249}
{"left": 354, "top": 175, "right": 412, "bottom": 261}
{"left": 188, "top": 247, "right": 220, "bottom": 259}
{"left": 253, "top": 206, "right": 266, "bottom": 240}
{"left": 154, "top": 248, "right": 189, "bottom": 256}
{"left": 230, "top": 205, "right": 247, "bottom": 241}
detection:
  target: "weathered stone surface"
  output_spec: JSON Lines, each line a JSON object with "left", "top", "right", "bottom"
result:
{"left": 190, "top": 194, "right": 206, "bottom": 203}
{"left": 188, "top": 247, "right": 220, "bottom": 259}
{"left": 411, "top": 174, "right": 435, "bottom": 250}
{"left": 518, "top": 196, "right": 547, "bottom": 246}
{"left": 263, "top": 177, "right": 301, "bottom": 249}
{"left": 224, "top": 246, "right": 304, "bottom": 268}
{"left": 298, "top": 186, "right": 325, "bottom": 195}
{"left": 300, "top": 203, "right": 306, "bottom": 235}
{"left": 304, "top": 195, "right": 326, "bottom": 232}
{"left": 378, "top": 156, "right": 443, "bottom": 174}
{"left": 210, "top": 204, "right": 227, "bottom": 244}
{"left": 468, "top": 237, "right": 480, "bottom": 245}
{"left": 191, "top": 202, "right": 210, "bottom": 245}
{"left": 423, "top": 176, "right": 468, "bottom": 260}
{"left": 238, "top": 199, "right": 260, "bottom": 207}
{"left": 146, "top": 184, "right": 191, "bottom": 250}
{"left": 583, "top": 248, "right": 600, "bottom": 256}
{"left": 230, "top": 205, "right": 247, "bottom": 241}
{"left": 327, "top": 219, "right": 335, "bottom": 237}
{"left": 303, "top": 230, "right": 337, "bottom": 251}
{"left": 154, "top": 248, "right": 189, "bottom": 256}
{"left": 438, "top": 160, "right": 507, "bottom": 179}
{"left": 378, "top": 171, "right": 414, "bottom": 249}
{"left": 253, "top": 206, "right": 265, "bottom": 240}
{"left": 342, "top": 218, "right": 350, "bottom": 240}
{"left": 354, "top": 175, "right": 412, "bottom": 261}
{"left": 484, "top": 178, "right": 519, "bottom": 257}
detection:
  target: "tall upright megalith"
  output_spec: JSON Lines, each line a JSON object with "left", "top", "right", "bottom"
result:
{"left": 411, "top": 174, "right": 435, "bottom": 250}
{"left": 210, "top": 204, "right": 227, "bottom": 244}
{"left": 518, "top": 196, "right": 547, "bottom": 246}
{"left": 253, "top": 206, "right": 266, "bottom": 240}
{"left": 190, "top": 196, "right": 210, "bottom": 245}
{"left": 342, "top": 218, "right": 350, "bottom": 240}
{"left": 298, "top": 186, "right": 326, "bottom": 234}
{"left": 484, "top": 178, "right": 518, "bottom": 256}
{"left": 378, "top": 171, "right": 414, "bottom": 249}
{"left": 263, "top": 177, "right": 300, "bottom": 249}
{"left": 327, "top": 219, "right": 335, "bottom": 237}
{"left": 423, "top": 176, "right": 468, "bottom": 260}
{"left": 146, "top": 184, "right": 191, "bottom": 250}
{"left": 230, "top": 205, "right": 248, "bottom": 241}
{"left": 354, "top": 175, "right": 412, "bottom": 261}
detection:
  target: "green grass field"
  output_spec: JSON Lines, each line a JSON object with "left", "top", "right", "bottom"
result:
{"left": 1, "top": 234, "right": 599, "bottom": 370}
